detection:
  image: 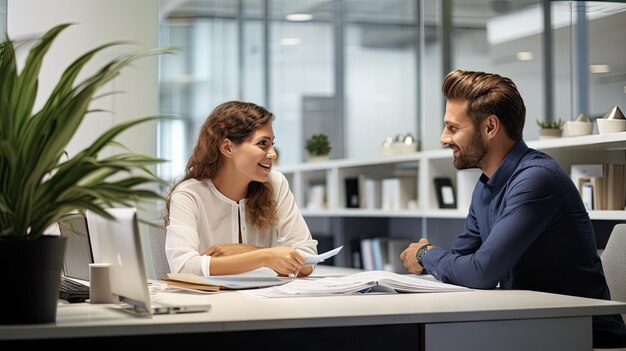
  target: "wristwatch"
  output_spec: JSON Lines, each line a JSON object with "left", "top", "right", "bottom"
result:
{"left": 415, "top": 244, "right": 432, "bottom": 266}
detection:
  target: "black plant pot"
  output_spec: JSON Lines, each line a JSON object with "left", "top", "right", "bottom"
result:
{"left": 0, "top": 235, "right": 67, "bottom": 324}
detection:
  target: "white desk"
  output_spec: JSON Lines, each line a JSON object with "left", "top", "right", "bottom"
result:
{"left": 2, "top": 268, "right": 626, "bottom": 350}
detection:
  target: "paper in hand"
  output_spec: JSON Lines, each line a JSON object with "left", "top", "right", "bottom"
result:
{"left": 304, "top": 246, "right": 343, "bottom": 265}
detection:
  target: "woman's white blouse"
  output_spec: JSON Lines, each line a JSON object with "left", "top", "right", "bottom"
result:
{"left": 165, "top": 170, "right": 318, "bottom": 276}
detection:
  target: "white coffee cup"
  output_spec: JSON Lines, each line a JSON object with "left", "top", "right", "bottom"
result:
{"left": 89, "top": 263, "right": 115, "bottom": 304}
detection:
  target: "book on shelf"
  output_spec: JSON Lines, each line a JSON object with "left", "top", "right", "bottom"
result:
{"left": 574, "top": 163, "right": 626, "bottom": 211}
{"left": 362, "top": 177, "right": 381, "bottom": 209}
{"left": 344, "top": 175, "right": 382, "bottom": 209}
{"left": 381, "top": 177, "right": 417, "bottom": 211}
{"left": 355, "top": 237, "right": 413, "bottom": 273}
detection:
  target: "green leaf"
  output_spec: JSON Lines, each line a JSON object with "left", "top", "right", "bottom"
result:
{"left": 0, "top": 23, "right": 170, "bottom": 240}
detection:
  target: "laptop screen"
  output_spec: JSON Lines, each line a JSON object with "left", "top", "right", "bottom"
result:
{"left": 58, "top": 213, "right": 94, "bottom": 281}
{"left": 86, "top": 207, "right": 153, "bottom": 314}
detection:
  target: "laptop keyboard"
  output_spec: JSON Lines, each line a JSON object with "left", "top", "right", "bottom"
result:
{"left": 59, "top": 277, "right": 90, "bottom": 303}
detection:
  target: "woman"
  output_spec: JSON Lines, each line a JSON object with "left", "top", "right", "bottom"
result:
{"left": 164, "top": 101, "right": 318, "bottom": 277}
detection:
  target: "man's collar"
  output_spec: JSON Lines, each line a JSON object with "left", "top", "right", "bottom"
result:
{"left": 479, "top": 140, "right": 528, "bottom": 191}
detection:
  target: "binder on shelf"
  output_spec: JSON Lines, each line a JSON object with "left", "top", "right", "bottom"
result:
{"left": 381, "top": 177, "right": 417, "bottom": 211}
{"left": 571, "top": 164, "right": 603, "bottom": 195}
{"left": 362, "top": 178, "right": 381, "bottom": 209}
{"left": 575, "top": 164, "right": 626, "bottom": 211}
{"left": 344, "top": 176, "right": 361, "bottom": 208}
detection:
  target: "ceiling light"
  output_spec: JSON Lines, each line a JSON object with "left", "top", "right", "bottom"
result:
{"left": 515, "top": 51, "right": 534, "bottom": 61}
{"left": 280, "top": 38, "right": 301, "bottom": 46}
{"left": 590, "top": 64, "right": 610, "bottom": 74}
{"left": 286, "top": 13, "right": 313, "bottom": 22}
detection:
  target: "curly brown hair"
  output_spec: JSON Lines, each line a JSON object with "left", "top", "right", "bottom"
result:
{"left": 164, "top": 101, "right": 278, "bottom": 228}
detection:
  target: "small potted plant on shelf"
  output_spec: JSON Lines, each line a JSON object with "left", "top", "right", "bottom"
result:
{"left": 536, "top": 119, "right": 564, "bottom": 139}
{"left": 0, "top": 24, "right": 167, "bottom": 324}
{"left": 305, "top": 133, "right": 332, "bottom": 162}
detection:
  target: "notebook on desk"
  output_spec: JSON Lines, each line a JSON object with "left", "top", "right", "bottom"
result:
{"left": 86, "top": 207, "right": 211, "bottom": 316}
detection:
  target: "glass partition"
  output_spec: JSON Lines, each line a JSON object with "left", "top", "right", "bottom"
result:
{"left": 0, "top": 0, "right": 6, "bottom": 36}
{"left": 158, "top": 0, "right": 626, "bottom": 180}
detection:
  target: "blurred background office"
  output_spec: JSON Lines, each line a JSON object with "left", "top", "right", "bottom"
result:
{"left": 3, "top": 0, "right": 625, "bottom": 267}
{"left": 156, "top": 0, "right": 626, "bottom": 179}
{"left": 4, "top": 0, "right": 625, "bottom": 187}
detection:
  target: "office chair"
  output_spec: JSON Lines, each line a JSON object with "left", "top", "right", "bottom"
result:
{"left": 147, "top": 222, "right": 171, "bottom": 280}
{"left": 593, "top": 224, "right": 626, "bottom": 351}
{"left": 602, "top": 224, "right": 626, "bottom": 322}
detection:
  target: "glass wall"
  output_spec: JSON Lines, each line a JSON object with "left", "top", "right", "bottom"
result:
{"left": 344, "top": 0, "right": 418, "bottom": 159}
{"left": 159, "top": 0, "right": 421, "bottom": 181}
{"left": 159, "top": 0, "right": 626, "bottom": 181}
{"left": 0, "top": 0, "right": 6, "bottom": 36}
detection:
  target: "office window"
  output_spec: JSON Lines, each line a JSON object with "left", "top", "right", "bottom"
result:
{"left": 158, "top": 0, "right": 626, "bottom": 180}
{"left": 159, "top": 3, "right": 240, "bottom": 182}
{"left": 344, "top": 0, "right": 419, "bottom": 159}
{"left": 159, "top": 0, "right": 420, "bottom": 175}
{"left": 269, "top": 0, "right": 335, "bottom": 164}
{"left": 553, "top": 1, "right": 626, "bottom": 123}
{"left": 446, "top": 0, "right": 544, "bottom": 140}
{"left": 0, "top": 0, "right": 6, "bottom": 37}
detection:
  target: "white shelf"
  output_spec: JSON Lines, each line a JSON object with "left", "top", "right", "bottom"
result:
{"left": 279, "top": 133, "right": 626, "bottom": 221}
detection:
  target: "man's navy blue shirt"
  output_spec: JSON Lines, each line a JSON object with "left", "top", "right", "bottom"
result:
{"left": 421, "top": 139, "right": 626, "bottom": 347}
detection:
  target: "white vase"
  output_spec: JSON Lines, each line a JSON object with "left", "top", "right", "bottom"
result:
{"left": 308, "top": 154, "right": 329, "bottom": 163}
{"left": 539, "top": 128, "right": 562, "bottom": 139}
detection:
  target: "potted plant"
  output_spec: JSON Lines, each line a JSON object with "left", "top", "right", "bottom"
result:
{"left": 536, "top": 119, "right": 564, "bottom": 139}
{"left": 0, "top": 24, "right": 167, "bottom": 324}
{"left": 305, "top": 133, "right": 332, "bottom": 162}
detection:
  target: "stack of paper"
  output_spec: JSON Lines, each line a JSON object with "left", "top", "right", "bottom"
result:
{"left": 163, "top": 247, "right": 344, "bottom": 292}
{"left": 241, "top": 270, "right": 471, "bottom": 298}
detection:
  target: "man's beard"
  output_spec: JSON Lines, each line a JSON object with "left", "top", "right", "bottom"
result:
{"left": 453, "top": 132, "right": 486, "bottom": 170}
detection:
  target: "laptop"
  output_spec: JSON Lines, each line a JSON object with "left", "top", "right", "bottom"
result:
{"left": 58, "top": 213, "right": 93, "bottom": 303}
{"left": 86, "top": 207, "right": 211, "bottom": 316}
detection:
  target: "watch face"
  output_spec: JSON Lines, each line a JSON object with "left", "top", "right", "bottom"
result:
{"left": 416, "top": 245, "right": 430, "bottom": 264}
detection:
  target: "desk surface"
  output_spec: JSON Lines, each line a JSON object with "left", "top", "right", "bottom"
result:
{"left": 2, "top": 266, "right": 626, "bottom": 341}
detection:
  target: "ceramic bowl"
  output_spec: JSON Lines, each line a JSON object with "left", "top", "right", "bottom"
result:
{"left": 565, "top": 121, "right": 593, "bottom": 136}
{"left": 597, "top": 119, "right": 626, "bottom": 134}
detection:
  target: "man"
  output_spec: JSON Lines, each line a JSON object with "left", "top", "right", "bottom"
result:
{"left": 400, "top": 70, "right": 626, "bottom": 348}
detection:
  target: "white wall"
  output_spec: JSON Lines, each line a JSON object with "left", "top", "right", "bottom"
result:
{"left": 7, "top": 0, "right": 162, "bottom": 278}
{"left": 7, "top": 0, "right": 159, "bottom": 162}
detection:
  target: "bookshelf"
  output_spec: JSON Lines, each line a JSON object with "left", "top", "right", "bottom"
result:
{"left": 277, "top": 133, "right": 626, "bottom": 266}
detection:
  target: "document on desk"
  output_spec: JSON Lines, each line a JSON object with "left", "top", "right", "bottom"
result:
{"left": 240, "top": 270, "right": 472, "bottom": 298}
{"left": 304, "top": 246, "right": 343, "bottom": 265}
{"left": 165, "top": 268, "right": 292, "bottom": 290}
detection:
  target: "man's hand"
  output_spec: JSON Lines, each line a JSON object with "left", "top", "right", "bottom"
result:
{"left": 400, "top": 238, "right": 431, "bottom": 274}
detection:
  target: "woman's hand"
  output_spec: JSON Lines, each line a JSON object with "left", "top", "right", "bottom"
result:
{"left": 204, "top": 243, "right": 259, "bottom": 257}
{"left": 260, "top": 247, "right": 306, "bottom": 276}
